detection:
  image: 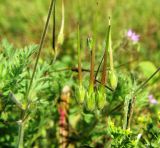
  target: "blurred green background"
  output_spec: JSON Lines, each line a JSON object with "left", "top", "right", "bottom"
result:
{"left": 0, "top": 0, "right": 160, "bottom": 63}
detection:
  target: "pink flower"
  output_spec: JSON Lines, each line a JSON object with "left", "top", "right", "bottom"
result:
{"left": 127, "top": 29, "right": 140, "bottom": 43}
{"left": 148, "top": 95, "right": 158, "bottom": 105}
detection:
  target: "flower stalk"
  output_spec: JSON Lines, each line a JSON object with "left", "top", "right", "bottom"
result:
{"left": 17, "top": 120, "right": 24, "bottom": 148}
{"left": 86, "top": 37, "right": 96, "bottom": 111}
{"left": 123, "top": 94, "right": 136, "bottom": 130}
{"left": 18, "top": 0, "right": 55, "bottom": 147}
{"left": 77, "top": 24, "right": 85, "bottom": 104}
{"left": 77, "top": 24, "right": 82, "bottom": 86}
{"left": 97, "top": 20, "right": 111, "bottom": 109}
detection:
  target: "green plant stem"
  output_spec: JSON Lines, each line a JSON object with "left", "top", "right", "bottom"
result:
{"left": 126, "top": 96, "right": 136, "bottom": 129}
{"left": 134, "top": 67, "right": 160, "bottom": 94}
{"left": 95, "top": 80, "right": 113, "bottom": 91}
{"left": 17, "top": 1, "right": 55, "bottom": 147}
{"left": 17, "top": 121, "right": 24, "bottom": 148}
{"left": 26, "top": 0, "right": 55, "bottom": 102}
{"left": 95, "top": 52, "right": 104, "bottom": 80}
{"left": 52, "top": 0, "right": 56, "bottom": 50}
{"left": 101, "top": 45, "right": 107, "bottom": 86}
{"left": 77, "top": 24, "right": 82, "bottom": 85}
{"left": 89, "top": 47, "right": 95, "bottom": 92}
{"left": 54, "top": 59, "right": 137, "bottom": 73}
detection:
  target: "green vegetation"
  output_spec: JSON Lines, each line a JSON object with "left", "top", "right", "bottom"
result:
{"left": 0, "top": 0, "right": 160, "bottom": 147}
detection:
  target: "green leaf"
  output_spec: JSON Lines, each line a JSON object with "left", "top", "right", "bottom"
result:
{"left": 83, "top": 113, "right": 94, "bottom": 123}
{"left": 139, "top": 61, "right": 158, "bottom": 78}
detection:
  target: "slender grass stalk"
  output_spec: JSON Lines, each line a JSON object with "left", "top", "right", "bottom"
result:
{"left": 17, "top": 121, "right": 24, "bottom": 148}
{"left": 26, "top": 0, "right": 55, "bottom": 101}
{"left": 51, "top": 0, "right": 65, "bottom": 63}
{"left": 17, "top": 1, "right": 55, "bottom": 147}
{"left": 76, "top": 24, "right": 85, "bottom": 104}
{"left": 77, "top": 24, "right": 82, "bottom": 85}
{"left": 95, "top": 52, "right": 104, "bottom": 81}
{"left": 97, "top": 19, "right": 111, "bottom": 109}
{"left": 93, "top": 1, "right": 99, "bottom": 47}
{"left": 52, "top": 0, "right": 56, "bottom": 50}
{"left": 101, "top": 51, "right": 107, "bottom": 86}
{"left": 123, "top": 94, "right": 135, "bottom": 130}
{"left": 86, "top": 37, "right": 96, "bottom": 111}
{"left": 101, "top": 23, "right": 110, "bottom": 86}
{"left": 54, "top": 59, "right": 137, "bottom": 73}
{"left": 127, "top": 96, "right": 136, "bottom": 129}
{"left": 134, "top": 67, "right": 160, "bottom": 94}
{"left": 95, "top": 17, "right": 111, "bottom": 83}
{"left": 96, "top": 80, "right": 113, "bottom": 92}
{"left": 88, "top": 37, "right": 95, "bottom": 93}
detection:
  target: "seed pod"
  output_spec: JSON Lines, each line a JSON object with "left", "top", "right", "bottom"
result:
{"left": 87, "top": 37, "right": 93, "bottom": 51}
{"left": 109, "top": 70, "right": 118, "bottom": 90}
{"left": 57, "top": 0, "right": 64, "bottom": 46}
{"left": 97, "top": 88, "right": 106, "bottom": 109}
{"left": 86, "top": 92, "right": 95, "bottom": 111}
{"left": 77, "top": 85, "right": 85, "bottom": 104}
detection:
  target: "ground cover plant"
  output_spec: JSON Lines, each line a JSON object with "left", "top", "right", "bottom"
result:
{"left": 0, "top": 0, "right": 160, "bottom": 147}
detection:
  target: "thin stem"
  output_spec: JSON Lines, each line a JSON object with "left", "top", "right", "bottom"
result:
{"left": 51, "top": 0, "right": 64, "bottom": 64}
{"left": 17, "top": 122, "right": 24, "bottom": 148}
{"left": 52, "top": 0, "right": 56, "bottom": 50}
{"left": 77, "top": 24, "right": 82, "bottom": 85}
{"left": 53, "top": 59, "right": 138, "bottom": 73}
{"left": 26, "top": 0, "right": 55, "bottom": 101}
{"left": 126, "top": 96, "right": 136, "bottom": 129}
{"left": 89, "top": 47, "right": 95, "bottom": 92}
{"left": 17, "top": 1, "right": 55, "bottom": 147}
{"left": 87, "top": 37, "right": 95, "bottom": 92}
{"left": 95, "top": 52, "right": 104, "bottom": 81}
{"left": 135, "top": 67, "right": 160, "bottom": 94}
{"left": 96, "top": 79, "right": 113, "bottom": 91}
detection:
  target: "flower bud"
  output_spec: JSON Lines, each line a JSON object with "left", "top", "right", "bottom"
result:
{"left": 97, "top": 90, "right": 106, "bottom": 109}
{"left": 87, "top": 37, "right": 93, "bottom": 51}
{"left": 109, "top": 70, "right": 118, "bottom": 90}
{"left": 77, "top": 85, "right": 85, "bottom": 104}
{"left": 86, "top": 92, "right": 95, "bottom": 111}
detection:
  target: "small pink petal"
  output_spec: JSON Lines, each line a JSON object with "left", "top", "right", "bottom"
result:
{"left": 148, "top": 95, "right": 158, "bottom": 105}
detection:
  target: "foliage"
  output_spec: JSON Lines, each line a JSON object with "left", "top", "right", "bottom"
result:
{"left": 0, "top": 0, "right": 160, "bottom": 147}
